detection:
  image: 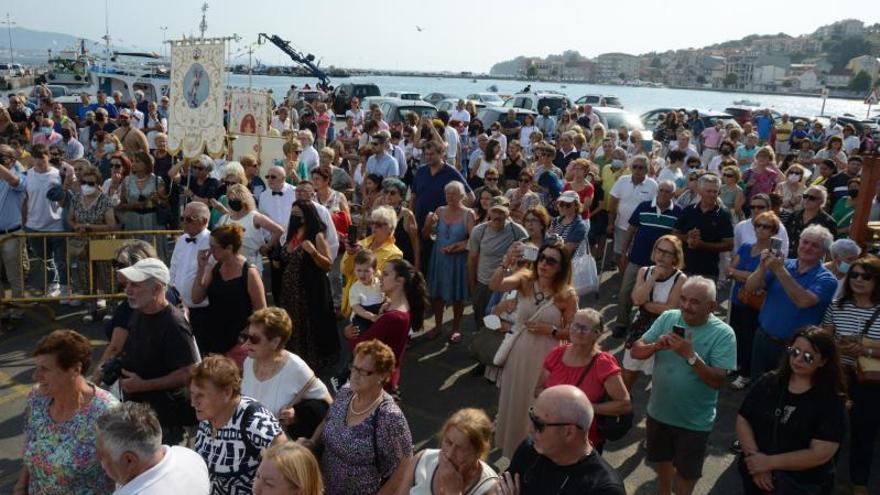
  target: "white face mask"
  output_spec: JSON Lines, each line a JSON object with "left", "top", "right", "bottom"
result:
{"left": 787, "top": 174, "right": 800, "bottom": 184}
{"left": 80, "top": 185, "right": 96, "bottom": 195}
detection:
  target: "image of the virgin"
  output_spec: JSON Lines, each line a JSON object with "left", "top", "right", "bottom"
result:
{"left": 240, "top": 114, "right": 257, "bottom": 134}
{"left": 183, "top": 63, "right": 210, "bottom": 109}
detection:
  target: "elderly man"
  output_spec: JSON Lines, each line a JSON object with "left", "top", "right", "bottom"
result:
{"left": 467, "top": 196, "right": 528, "bottom": 328}
{"left": 498, "top": 385, "right": 626, "bottom": 495}
{"left": 168, "top": 201, "right": 211, "bottom": 349}
{"left": 96, "top": 402, "right": 210, "bottom": 494}
{"left": 553, "top": 131, "right": 579, "bottom": 175}
{"left": 117, "top": 258, "right": 200, "bottom": 445}
{"left": 157, "top": 95, "right": 170, "bottom": 120}
{"left": 501, "top": 109, "right": 521, "bottom": 141}
{"left": 93, "top": 90, "right": 119, "bottom": 118}
{"left": 608, "top": 154, "right": 659, "bottom": 265}
{"left": 577, "top": 104, "right": 599, "bottom": 129}
{"left": 631, "top": 276, "right": 736, "bottom": 495}
{"left": 614, "top": 180, "right": 682, "bottom": 335}
{"left": 673, "top": 174, "right": 733, "bottom": 277}
{"left": 744, "top": 224, "right": 838, "bottom": 379}
{"left": 31, "top": 117, "right": 62, "bottom": 147}
{"left": 297, "top": 129, "right": 319, "bottom": 171}
{"left": 667, "top": 130, "right": 700, "bottom": 161}
{"left": 774, "top": 113, "right": 793, "bottom": 155}
{"left": 0, "top": 145, "right": 26, "bottom": 315}
{"left": 700, "top": 120, "right": 725, "bottom": 167}
{"left": 535, "top": 106, "right": 557, "bottom": 141}
{"left": 259, "top": 166, "right": 296, "bottom": 302}
{"left": 112, "top": 109, "right": 150, "bottom": 158}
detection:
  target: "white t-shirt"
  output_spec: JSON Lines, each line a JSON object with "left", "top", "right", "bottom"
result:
{"left": 345, "top": 108, "right": 365, "bottom": 127}
{"left": 241, "top": 352, "right": 329, "bottom": 416}
{"left": 25, "top": 167, "right": 64, "bottom": 231}
{"left": 444, "top": 126, "right": 459, "bottom": 160}
{"left": 301, "top": 145, "right": 320, "bottom": 171}
{"left": 609, "top": 175, "right": 659, "bottom": 230}
{"left": 733, "top": 219, "right": 790, "bottom": 256}
{"left": 450, "top": 109, "right": 471, "bottom": 125}
{"left": 114, "top": 445, "right": 210, "bottom": 495}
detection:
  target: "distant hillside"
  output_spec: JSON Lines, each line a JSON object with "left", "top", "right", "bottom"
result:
{"left": 490, "top": 56, "right": 528, "bottom": 76}
{"left": 1, "top": 26, "right": 136, "bottom": 64}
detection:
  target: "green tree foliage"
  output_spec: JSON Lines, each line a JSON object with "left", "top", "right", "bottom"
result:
{"left": 826, "top": 36, "right": 875, "bottom": 71}
{"left": 849, "top": 70, "right": 873, "bottom": 93}
{"left": 526, "top": 64, "right": 538, "bottom": 78}
{"left": 724, "top": 73, "right": 739, "bottom": 87}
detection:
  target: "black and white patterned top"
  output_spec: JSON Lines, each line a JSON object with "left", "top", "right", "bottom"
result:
{"left": 193, "top": 396, "right": 283, "bottom": 495}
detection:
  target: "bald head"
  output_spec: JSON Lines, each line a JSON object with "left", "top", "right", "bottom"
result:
{"left": 270, "top": 165, "right": 285, "bottom": 177}
{"left": 184, "top": 201, "right": 209, "bottom": 221}
{"left": 538, "top": 385, "right": 593, "bottom": 432}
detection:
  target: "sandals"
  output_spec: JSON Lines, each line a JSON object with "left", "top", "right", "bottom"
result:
{"left": 449, "top": 332, "right": 462, "bottom": 344}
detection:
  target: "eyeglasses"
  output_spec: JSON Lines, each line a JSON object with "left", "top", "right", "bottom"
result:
{"left": 528, "top": 406, "right": 583, "bottom": 433}
{"left": 802, "top": 194, "right": 820, "bottom": 201}
{"left": 787, "top": 346, "right": 816, "bottom": 365}
{"left": 180, "top": 215, "right": 200, "bottom": 223}
{"left": 849, "top": 270, "right": 875, "bottom": 281}
{"left": 723, "top": 173, "right": 735, "bottom": 178}
{"left": 111, "top": 162, "right": 123, "bottom": 169}
{"left": 754, "top": 223, "right": 775, "bottom": 231}
{"left": 484, "top": 177, "right": 499, "bottom": 182}
{"left": 239, "top": 332, "right": 262, "bottom": 345}
{"left": 570, "top": 322, "right": 600, "bottom": 334}
{"left": 265, "top": 174, "right": 281, "bottom": 180}
{"left": 750, "top": 204, "right": 767, "bottom": 210}
{"left": 537, "top": 254, "right": 560, "bottom": 266}
{"left": 655, "top": 247, "right": 677, "bottom": 257}
{"left": 349, "top": 364, "right": 376, "bottom": 377}
{"left": 224, "top": 181, "right": 238, "bottom": 187}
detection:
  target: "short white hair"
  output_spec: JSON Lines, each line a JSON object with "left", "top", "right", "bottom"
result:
{"left": 96, "top": 402, "right": 162, "bottom": 461}
{"left": 370, "top": 205, "right": 398, "bottom": 230}
{"left": 801, "top": 224, "right": 833, "bottom": 252}
{"left": 830, "top": 239, "right": 861, "bottom": 259}
{"left": 444, "top": 181, "right": 466, "bottom": 196}
{"left": 298, "top": 129, "right": 314, "bottom": 145}
{"left": 682, "top": 275, "right": 716, "bottom": 302}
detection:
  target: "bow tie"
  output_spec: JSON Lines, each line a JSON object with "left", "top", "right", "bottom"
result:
{"left": 272, "top": 191, "right": 283, "bottom": 196}
{"left": 185, "top": 237, "right": 197, "bottom": 243}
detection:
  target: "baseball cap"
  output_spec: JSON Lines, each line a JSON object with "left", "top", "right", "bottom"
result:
{"left": 488, "top": 195, "right": 510, "bottom": 214}
{"left": 556, "top": 191, "right": 580, "bottom": 203}
{"left": 118, "top": 258, "right": 170, "bottom": 284}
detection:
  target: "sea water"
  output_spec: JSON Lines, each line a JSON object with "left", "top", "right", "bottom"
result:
{"left": 227, "top": 74, "right": 877, "bottom": 119}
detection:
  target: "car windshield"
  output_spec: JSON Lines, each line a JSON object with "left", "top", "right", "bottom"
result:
{"left": 604, "top": 96, "right": 622, "bottom": 106}
{"left": 481, "top": 94, "right": 503, "bottom": 103}
{"left": 538, "top": 98, "right": 568, "bottom": 115}
{"left": 577, "top": 95, "right": 600, "bottom": 104}
{"left": 398, "top": 107, "right": 437, "bottom": 121}
{"left": 603, "top": 112, "right": 644, "bottom": 131}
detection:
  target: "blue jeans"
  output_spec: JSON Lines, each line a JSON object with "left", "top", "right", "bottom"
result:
{"left": 750, "top": 328, "right": 786, "bottom": 380}
{"left": 26, "top": 228, "right": 67, "bottom": 289}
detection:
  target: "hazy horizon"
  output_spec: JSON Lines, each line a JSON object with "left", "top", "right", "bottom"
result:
{"left": 7, "top": 1, "right": 880, "bottom": 72}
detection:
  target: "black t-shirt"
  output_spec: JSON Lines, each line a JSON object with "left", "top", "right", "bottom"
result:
{"left": 674, "top": 203, "right": 733, "bottom": 277}
{"left": 738, "top": 373, "right": 845, "bottom": 485}
{"left": 121, "top": 304, "right": 199, "bottom": 405}
{"left": 823, "top": 172, "right": 853, "bottom": 209}
{"left": 507, "top": 439, "right": 626, "bottom": 495}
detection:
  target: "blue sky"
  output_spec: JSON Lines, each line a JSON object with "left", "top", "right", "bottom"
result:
{"left": 8, "top": 0, "right": 880, "bottom": 72}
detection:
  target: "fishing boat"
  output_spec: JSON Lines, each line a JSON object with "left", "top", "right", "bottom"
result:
{"left": 732, "top": 99, "right": 761, "bottom": 107}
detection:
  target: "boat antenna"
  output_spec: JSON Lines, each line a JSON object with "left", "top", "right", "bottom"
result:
{"left": 101, "top": 0, "right": 110, "bottom": 63}
{"left": 199, "top": 2, "right": 209, "bottom": 39}
{"left": 1, "top": 13, "right": 15, "bottom": 65}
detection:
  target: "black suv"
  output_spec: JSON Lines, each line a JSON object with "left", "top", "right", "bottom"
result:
{"left": 332, "top": 83, "right": 381, "bottom": 116}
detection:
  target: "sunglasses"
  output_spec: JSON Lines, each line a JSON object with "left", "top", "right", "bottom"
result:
{"left": 655, "top": 247, "right": 677, "bottom": 257}
{"left": 570, "top": 322, "right": 600, "bottom": 334}
{"left": 180, "top": 215, "right": 200, "bottom": 223}
{"left": 723, "top": 173, "right": 735, "bottom": 178}
{"left": 265, "top": 174, "right": 281, "bottom": 180}
{"left": 537, "top": 253, "right": 560, "bottom": 266}
{"left": 528, "top": 406, "right": 583, "bottom": 433}
{"left": 239, "top": 332, "right": 262, "bottom": 345}
{"left": 754, "top": 223, "right": 775, "bottom": 231}
{"left": 750, "top": 204, "right": 767, "bottom": 210}
{"left": 802, "top": 194, "right": 820, "bottom": 201}
{"left": 849, "top": 271, "right": 875, "bottom": 281}
{"left": 224, "top": 181, "right": 238, "bottom": 187}
{"left": 787, "top": 346, "right": 816, "bottom": 365}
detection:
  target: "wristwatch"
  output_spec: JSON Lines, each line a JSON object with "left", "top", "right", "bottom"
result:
{"left": 551, "top": 325, "right": 559, "bottom": 337}
{"left": 687, "top": 353, "right": 700, "bottom": 366}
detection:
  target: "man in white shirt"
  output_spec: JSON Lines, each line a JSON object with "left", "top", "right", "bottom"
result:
{"left": 666, "top": 130, "right": 700, "bottom": 161}
{"left": 271, "top": 106, "right": 295, "bottom": 134}
{"left": 438, "top": 111, "right": 460, "bottom": 169}
{"left": 609, "top": 155, "right": 659, "bottom": 261}
{"left": 259, "top": 166, "right": 296, "bottom": 304}
{"left": 450, "top": 99, "right": 471, "bottom": 127}
{"left": 96, "top": 402, "right": 210, "bottom": 495}
{"left": 168, "top": 202, "right": 212, "bottom": 342}
{"left": 298, "top": 130, "right": 320, "bottom": 172}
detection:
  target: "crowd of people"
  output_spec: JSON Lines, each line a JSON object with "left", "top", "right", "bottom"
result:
{"left": 4, "top": 84, "right": 880, "bottom": 495}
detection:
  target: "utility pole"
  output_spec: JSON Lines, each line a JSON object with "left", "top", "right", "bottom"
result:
{"left": 160, "top": 26, "right": 168, "bottom": 58}
{"left": 199, "top": 2, "right": 209, "bottom": 39}
{"left": 1, "top": 13, "right": 15, "bottom": 65}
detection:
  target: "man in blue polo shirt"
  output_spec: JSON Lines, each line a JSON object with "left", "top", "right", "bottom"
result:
{"left": 365, "top": 130, "right": 399, "bottom": 179}
{"left": 412, "top": 141, "right": 473, "bottom": 271}
{"left": 743, "top": 223, "right": 838, "bottom": 380}
{"left": 0, "top": 145, "right": 26, "bottom": 317}
{"left": 753, "top": 109, "right": 773, "bottom": 145}
{"left": 614, "top": 180, "right": 681, "bottom": 336}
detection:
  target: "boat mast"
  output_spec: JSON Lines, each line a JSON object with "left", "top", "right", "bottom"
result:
{"left": 199, "top": 2, "right": 208, "bottom": 40}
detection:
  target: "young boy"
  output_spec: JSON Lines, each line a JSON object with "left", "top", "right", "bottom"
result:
{"left": 349, "top": 250, "right": 385, "bottom": 334}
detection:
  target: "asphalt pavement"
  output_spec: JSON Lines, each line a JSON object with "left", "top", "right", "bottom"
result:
{"left": 1, "top": 265, "right": 878, "bottom": 494}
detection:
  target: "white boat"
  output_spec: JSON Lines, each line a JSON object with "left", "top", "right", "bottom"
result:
{"left": 732, "top": 99, "right": 761, "bottom": 107}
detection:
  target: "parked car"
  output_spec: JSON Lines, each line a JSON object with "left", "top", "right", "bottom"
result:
{"left": 723, "top": 106, "right": 781, "bottom": 126}
{"left": 475, "top": 107, "right": 538, "bottom": 129}
{"left": 386, "top": 91, "right": 421, "bottom": 101}
{"left": 640, "top": 108, "right": 739, "bottom": 131}
{"left": 0, "top": 63, "right": 25, "bottom": 77}
{"left": 502, "top": 91, "right": 572, "bottom": 117}
{"left": 575, "top": 94, "right": 623, "bottom": 109}
{"left": 375, "top": 98, "right": 437, "bottom": 125}
{"left": 466, "top": 93, "right": 505, "bottom": 106}
{"left": 835, "top": 115, "right": 880, "bottom": 140}
{"left": 423, "top": 92, "right": 458, "bottom": 106}
{"left": 591, "top": 107, "right": 645, "bottom": 131}
{"left": 332, "top": 83, "right": 381, "bottom": 115}
{"left": 435, "top": 98, "right": 485, "bottom": 114}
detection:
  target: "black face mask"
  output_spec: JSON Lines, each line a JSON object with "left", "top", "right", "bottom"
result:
{"left": 228, "top": 199, "right": 243, "bottom": 212}
{"left": 848, "top": 190, "right": 858, "bottom": 199}
{"left": 49, "top": 157, "right": 61, "bottom": 166}
{"left": 720, "top": 148, "right": 732, "bottom": 156}
{"left": 288, "top": 214, "right": 303, "bottom": 233}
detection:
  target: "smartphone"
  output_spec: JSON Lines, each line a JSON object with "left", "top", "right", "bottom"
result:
{"left": 522, "top": 245, "right": 539, "bottom": 262}
{"left": 770, "top": 238, "right": 783, "bottom": 257}
{"left": 672, "top": 325, "right": 686, "bottom": 338}
{"left": 347, "top": 225, "right": 358, "bottom": 246}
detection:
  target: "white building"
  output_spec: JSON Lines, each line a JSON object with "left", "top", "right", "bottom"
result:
{"left": 596, "top": 53, "right": 640, "bottom": 81}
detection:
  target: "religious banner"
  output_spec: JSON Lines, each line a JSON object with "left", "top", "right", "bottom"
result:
{"left": 167, "top": 38, "right": 226, "bottom": 158}
{"left": 229, "top": 89, "right": 269, "bottom": 136}
{"left": 230, "top": 134, "right": 287, "bottom": 178}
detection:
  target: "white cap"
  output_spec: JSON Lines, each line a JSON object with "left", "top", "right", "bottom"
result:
{"left": 118, "top": 258, "right": 170, "bottom": 285}
{"left": 556, "top": 190, "right": 580, "bottom": 203}
{"left": 118, "top": 108, "right": 131, "bottom": 117}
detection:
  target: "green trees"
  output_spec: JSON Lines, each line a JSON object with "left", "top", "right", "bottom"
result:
{"left": 849, "top": 70, "right": 873, "bottom": 93}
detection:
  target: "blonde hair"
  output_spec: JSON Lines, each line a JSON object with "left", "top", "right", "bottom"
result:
{"left": 261, "top": 443, "right": 324, "bottom": 495}
{"left": 223, "top": 162, "right": 248, "bottom": 185}
{"left": 370, "top": 205, "right": 398, "bottom": 230}
{"left": 755, "top": 145, "right": 775, "bottom": 163}
{"left": 225, "top": 183, "right": 256, "bottom": 212}
{"left": 440, "top": 408, "right": 493, "bottom": 460}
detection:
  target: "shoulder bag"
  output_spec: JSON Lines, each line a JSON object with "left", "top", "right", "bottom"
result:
{"left": 856, "top": 306, "right": 880, "bottom": 383}
{"left": 574, "top": 353, "right": 633, "bottom": 442}
{"left": 571, "top": 240, "right": 599, "bottom": 296}
{"left": 492, "top": 296, "right": 555, "bottom": 367}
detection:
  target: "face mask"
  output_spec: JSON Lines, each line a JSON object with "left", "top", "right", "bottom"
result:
{"left": 611, "top": 159, "right": 624, "bottom": 169}
{"left": 838, "top": 261, "right": 851, "bottom": 274}
{"left": 228, "top": 199, "right": 243, "bottom": 212}
{"left": 40, "top": 127, "right": 51, "bottom": 135}
{"left": 720, "top": 148, "right": 732, "bottom": 156}
{"left": 787, "top": 174, "right": 800, "bottom": 183}
{"left": 80, "top": 185, "right": 96, "bottom": 195}
{"left": 104, "top": 143, "right": 116, "bottom": 153}
{"left": 49, "top": 157, "right": 61, "bottom": 166}
{"left": 848, "top": 189, "right": 858, "bottom": 199}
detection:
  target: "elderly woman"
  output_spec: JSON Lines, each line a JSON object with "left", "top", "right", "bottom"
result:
{"left": 783, "top": 185, "right": 837, "bottom": 258}
{"left": 176, "top": 154, "right": 221, "bottom": 205}
{"left": 824, "top": 239, "right": 862, "bottom": 297}
{"left": 281, "top": 199, "right": 339, "bottom": 370}
{"left": 822, "top": 257, "right": 880, "bottom": 495}
{"left": 812, "top": 134, "right": 848, "bottom": 170}
{"left": 117, "top": 151, "right": 166, "bottom": 231}
{"left": 831, "top": 177, "right": 859, "bottom": 239}
{"left": 242, "top": 307, "right": 332, "bottom": 440}
{"left": 536, "top": 309, "right": 631, "bottom": 453}
{"left": 15, "top": 330, "right": 118, "bottom": 495}
{"left": 727, "top": 211, "right": 782, "bottom": 390}
{"left": 191, "top": 355, "right": 287, "bottom": 494}
{"left": 736, "top": 327, "right": 846, "bottom": 495}
{"left": 341, "top": 205, "right": 404, "bottom": 315}
{"left": 282, "top": 140, "right": 308, "bottom": 184}
{"left": 490, "top": 239, "right": 578, "bottom": 459}
{"left": 217, "top": 183, "right": 284, "bottom": 274}
{"left": 505, "top": 168, "right": 541, "bottom": 223}
{"left": 303, "top": 340, "right": 413, "bottom": 495}
{"left": 381, "top": 178, "right": 419, "bottom": 267}
{"left": 549, "top": 190, "right": 589, "bottom": 257}
{"left": 777, "top": 163, "right": 808, "bottom": 216}
{"left": 67, "top": 164, "right": 117, "bottom": 306}
{"left": 424, "top": 182, "right": 476, "bottom": 342}
{"left": 720, "top": 165, "right": 746, "bottom": 221}
{"left": 210, "top": 161, "right": 247, "bottom": 224}
{"left": 192, "top": 223, "right": 267, "bottom": 359}
{"left": 101, "top": 152, "right": 131, "bottom": 209}
{"left": 622, "top": 235, "right": 687, "bottom": 390}
{"left": 254, "top": 442, "right": 324, "bottom": 495}
{"left": 386, "top": 408, "right": 499, "bottom": 494}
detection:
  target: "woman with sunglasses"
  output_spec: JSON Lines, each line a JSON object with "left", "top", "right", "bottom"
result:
{"left": 727, "top": 211, "right": 782, "bottom": 389}
{"left": 380, "top": 178, "right": 419, "bottom": 269}
{"left": 521, "top": 205, "right": 551, "bottom": 248}
{"left": 783, "top": 185, "right": 837, "bottom": 259}
{"left": 341, "top": 206, "right": 403, "bottom": 317}
{"left": 822, "top": 256, "right": 880, "bottom": 495}
{"left": 736, "top": 326, "right": 846, "bottom": 495}
{"left": 535, "top": 308, "right": 630, "bottom": 453}
{"left": 549, "top": 191, "right": 588, "bottom": 257}
{"left": 505, "top": 169, "right": 541, "bottom": 223}
{"left": 720, "top": 165, "right": 746, "bottom": 221}
{"left": 490, "top": 238, "right": 578, "bottom": 459}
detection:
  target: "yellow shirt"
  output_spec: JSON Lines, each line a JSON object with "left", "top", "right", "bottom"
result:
{"left": 340, "top": 235, "right": 402, "bottom": 316}
{"left": 775, "top": 121, "right": 793, "bottom": 142}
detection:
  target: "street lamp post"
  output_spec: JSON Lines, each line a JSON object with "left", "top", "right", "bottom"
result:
{"left": 2, "top": 13, "right": 15, "bottom": 65}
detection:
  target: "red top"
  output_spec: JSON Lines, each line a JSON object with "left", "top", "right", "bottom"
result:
{"left": 543, "top": 345, "right": 621, "bottom": 444}
{"left": 562, "top": 182, "right": 594, "bottom": 220}
{"left": 315, "top": 112, "right": 332, "bottom": 139}
{"left": 349, "top": 309, "right": 411, "bottom": 392}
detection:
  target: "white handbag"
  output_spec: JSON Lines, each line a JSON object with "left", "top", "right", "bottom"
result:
{"left": 571, "top": 241, "right": 599, "bottom": 296}
{"left": 493, "top": 297, "right": 556, "bottom": 367}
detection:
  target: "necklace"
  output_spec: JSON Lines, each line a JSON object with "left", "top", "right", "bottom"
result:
{"left": 534, "top": 286, "right": 547, "bottom": 305}
{"left": 349, "top": 391, "right": 383, "bottom": 416}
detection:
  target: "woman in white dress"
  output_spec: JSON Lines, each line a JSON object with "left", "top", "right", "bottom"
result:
{"left": 217, "top": 184, "right": 283, "bottom": 275}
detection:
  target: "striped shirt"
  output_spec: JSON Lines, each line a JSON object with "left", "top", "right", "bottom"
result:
{"left": 822, "top": 300, "right": 880, "bottom": 366}
{"left": 627, "top": 199, "right": 682, "bottom": 267}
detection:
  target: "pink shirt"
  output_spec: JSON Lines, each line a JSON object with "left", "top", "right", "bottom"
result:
{"left": 701, "top": 127, "right": 724, "bottom": 149}
{"left": 315, "top": 112, "right": 331, "bottom": 139}
{"left": 32, "top": 131, "right": 62, "bottom": 147}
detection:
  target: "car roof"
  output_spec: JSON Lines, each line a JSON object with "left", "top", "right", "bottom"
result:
{"left": 591, "top": 106, "right": 628, "bottom": 113}
{"left": 643, "top": 107, "right": 732, "bottom": 117}
{"left": 382, "top": 97, "right": 435, "bottom": 108}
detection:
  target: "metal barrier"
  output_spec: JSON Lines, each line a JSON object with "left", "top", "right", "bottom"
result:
{"left": 0, "top": 229, "right": 181, "bottom": 309}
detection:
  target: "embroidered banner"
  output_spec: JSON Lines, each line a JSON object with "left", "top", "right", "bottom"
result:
{"left": 229, "top": 89, "right": 269, "bottom": 136}
{"left": 167, "top": 38, "right": 226, "bottom": 158}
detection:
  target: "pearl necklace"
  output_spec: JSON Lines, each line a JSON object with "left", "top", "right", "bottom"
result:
{"left": 348, "top": 391, "right": 383, "bottom": 416}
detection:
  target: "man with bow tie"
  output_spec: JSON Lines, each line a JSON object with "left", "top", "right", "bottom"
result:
{"left": 169, "top": 201, "right": 211, "bottom": 351}
{"left": 259, "top": 165, "right": 296, "bottom": 303}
